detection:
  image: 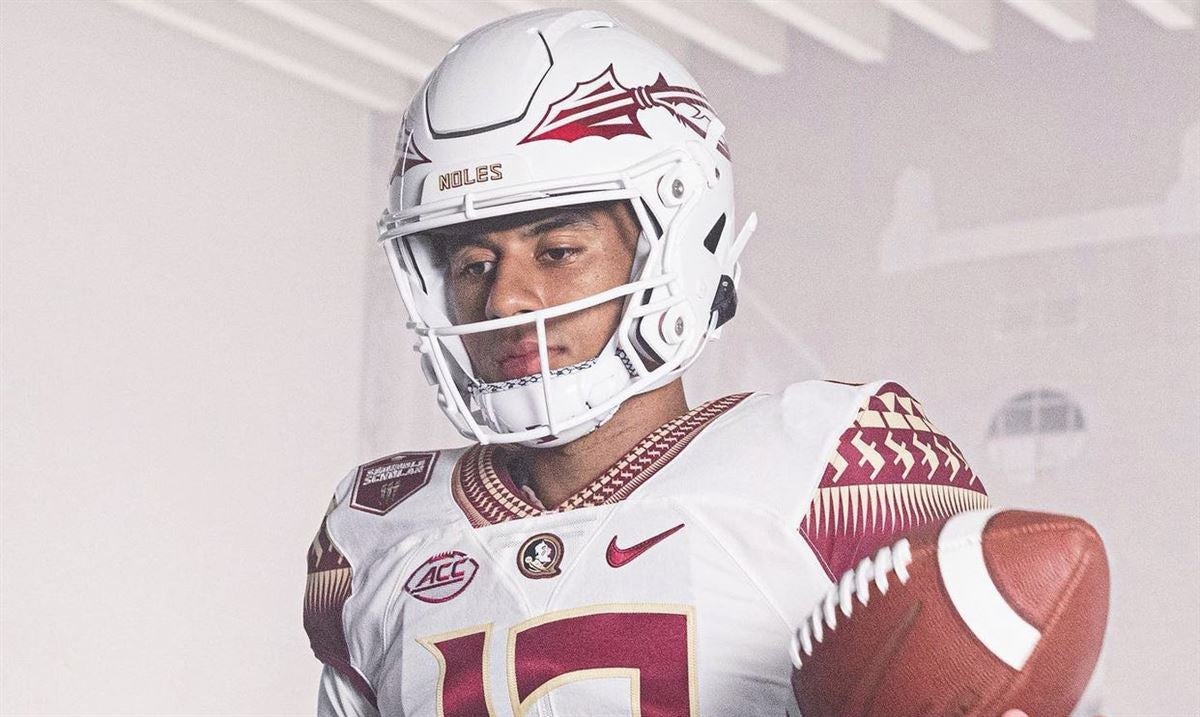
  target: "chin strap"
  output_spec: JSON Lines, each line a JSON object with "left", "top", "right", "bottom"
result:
{"left": 468, "top": 348, "right": 638, "bottom": 448}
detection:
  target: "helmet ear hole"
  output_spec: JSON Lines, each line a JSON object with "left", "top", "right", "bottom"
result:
{"left": 703, "top": 214, "right": 727, "bottom": 254}
{"left": 638, "top": 198, "right": 663, "bottom": 240}
{"left": 630, "top": 287, "right": 666, "bottom": 368}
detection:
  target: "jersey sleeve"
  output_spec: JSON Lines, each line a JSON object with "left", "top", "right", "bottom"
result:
{"left": 797, "top": 381, "right": 990, "bottom": 580}
{"left": 304, "top": 493, "right": 379, "bottom": 712}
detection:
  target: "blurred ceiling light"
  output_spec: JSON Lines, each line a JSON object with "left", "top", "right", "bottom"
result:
{"left": 1124, "top": 0, "right": 1198, "bottom": 29}
{"left": 1002, "top": 0, "right": 1095, "bottom": 41}
{"left": 113, "top": 0, "right": 403, "bottom": 113}
{"left": 878, "top": 0, "right": 993, "bottom": 53}
{"left": 238, "top": 0, "right": 431, "bottom": 81}
{"left": 750, "top": 0, "right": 890, "bottom": 64}
{"left": 613, "top": 0, "right": 787, "bottom": 74}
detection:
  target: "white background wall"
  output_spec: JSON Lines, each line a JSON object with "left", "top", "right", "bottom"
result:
{"left": 2, "top": 1, "right": 1198, "bottom": 715}
{"left": 1, "top": 2, "right": 376, "bottom": 713}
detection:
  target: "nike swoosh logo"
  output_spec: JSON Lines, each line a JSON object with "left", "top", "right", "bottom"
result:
{"left": 606, "top": 523, "right": 685, "bottom": 568}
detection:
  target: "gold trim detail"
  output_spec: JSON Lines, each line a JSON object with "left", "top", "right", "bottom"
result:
{"left": 453, "top": 394, "right": 751, "bottom": 527}
{"left": 418, "top": 624, "right": 497, "bottom": 717}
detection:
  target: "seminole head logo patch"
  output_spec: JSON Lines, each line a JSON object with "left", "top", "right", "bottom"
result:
{"left": 518, "top": 533, "right": 564, "bottom": 580}
{"left": 351, "top": 451, "right": 438, "bottom": 515}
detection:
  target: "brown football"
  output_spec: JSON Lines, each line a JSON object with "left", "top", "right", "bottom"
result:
{"left": 791, "top": 509, "right": 1109, "bottom": 717}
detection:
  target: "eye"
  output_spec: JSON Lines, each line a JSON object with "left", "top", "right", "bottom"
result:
{"left": 449, "top": 245, "right": 497, "bottom": 278}
{"left": 541, "top": 246, "right": 578, "bottom": 262}
{"left": 461, "top": 259, "right": 495, "bottom": 277}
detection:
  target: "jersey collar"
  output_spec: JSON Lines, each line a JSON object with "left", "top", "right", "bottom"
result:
{"left": 452, "top": 393, "right": 751, "bottom": 527}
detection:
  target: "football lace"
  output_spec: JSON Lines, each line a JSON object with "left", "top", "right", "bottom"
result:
{"left": 791, "top": 538, "right": 913, "bottom": 670}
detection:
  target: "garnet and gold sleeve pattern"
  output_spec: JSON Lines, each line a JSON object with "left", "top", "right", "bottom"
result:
{"left": 798, "top": 382, "right": 990, "bottom": 581}
{"left": 305, "top": 498, "right": 378, "bottom": 711}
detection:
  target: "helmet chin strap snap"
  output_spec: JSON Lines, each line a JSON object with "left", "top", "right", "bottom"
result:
{"left": 709, "top": 275, "right": 738, "bottom": 329}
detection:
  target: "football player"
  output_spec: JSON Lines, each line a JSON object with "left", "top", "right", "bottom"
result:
{"left": 304, "top": 9, "right": 1053, "bottom": 716}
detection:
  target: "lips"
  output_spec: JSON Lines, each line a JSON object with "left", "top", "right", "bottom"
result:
{"left": 494, "top": 341, "right": 564, "bottom": 381}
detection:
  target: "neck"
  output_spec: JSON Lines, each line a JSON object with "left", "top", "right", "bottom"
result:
{"left": 502, "top": 379, "right": 689, "bottom": 509}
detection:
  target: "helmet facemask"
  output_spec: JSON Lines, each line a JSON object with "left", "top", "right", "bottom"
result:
{"left": 387, "top": 191, "right": 692, "bottom": 447}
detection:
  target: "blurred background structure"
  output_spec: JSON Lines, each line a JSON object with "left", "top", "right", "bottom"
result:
{"left": 1, "top": 1, "right": 1197, "bottom": 714}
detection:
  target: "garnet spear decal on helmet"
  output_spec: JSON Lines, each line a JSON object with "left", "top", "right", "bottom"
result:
{"left": 391, "top": 134, "right": 431, "bottom": 181}
{"left": 519, "top": 65, "right": 730, "bottom": 159}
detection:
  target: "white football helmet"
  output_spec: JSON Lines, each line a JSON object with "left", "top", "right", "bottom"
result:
{"left": 378, "top": 8, "right": 756, "bottom": 447}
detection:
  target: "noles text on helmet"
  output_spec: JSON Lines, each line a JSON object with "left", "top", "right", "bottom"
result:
{"left": 378, "top": 9, "right": 756, "bottom": 447}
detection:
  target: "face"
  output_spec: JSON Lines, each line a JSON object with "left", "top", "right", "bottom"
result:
{"left": 434, "top": 202, "right": 640, "bottom": 383}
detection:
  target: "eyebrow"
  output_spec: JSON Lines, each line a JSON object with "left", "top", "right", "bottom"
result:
{"left": 430, "top": 209, "right": 600, "bottom": 267}
{"left": 437, "top": 209, "right": 599, "bottom": 246}
{"left": 523, "top": 209, "right": 599, "bottom": 237}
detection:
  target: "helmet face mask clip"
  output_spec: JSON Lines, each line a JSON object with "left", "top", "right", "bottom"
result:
{"left": 378, "top": 9, "right": 756, "bottom": 447}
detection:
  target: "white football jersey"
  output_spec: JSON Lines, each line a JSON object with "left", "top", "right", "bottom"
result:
{"left": 305, "top": 380, "right": 990, "bottom": 716}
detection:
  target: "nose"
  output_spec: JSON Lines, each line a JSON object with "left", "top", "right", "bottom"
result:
{"left": 484, "top": 258, "right": 544, "bottom": 321}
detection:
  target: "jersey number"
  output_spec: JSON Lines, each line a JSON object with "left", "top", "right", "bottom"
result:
{"left": 420, "top": 605, "right": 697, "bottom": 717}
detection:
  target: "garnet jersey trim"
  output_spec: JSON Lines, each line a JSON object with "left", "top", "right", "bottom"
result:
{"left": 452, "top": 393, "right": 751, "bottom": 527}
{"left": 798, "top": 382, "right": 990, "bottom": 581}
{"left": 305, "top": 501, "right": 378, "bottom": 709}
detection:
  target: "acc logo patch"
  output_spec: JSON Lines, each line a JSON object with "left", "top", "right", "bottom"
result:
{"left": 518, "top": 533, "right": 564, "bottom": 580}
{"left": 350, "top": 451, "right": 438, "bottom": 515}
{"left": 404, "top": 550, "right": 479, "bottom": 604}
